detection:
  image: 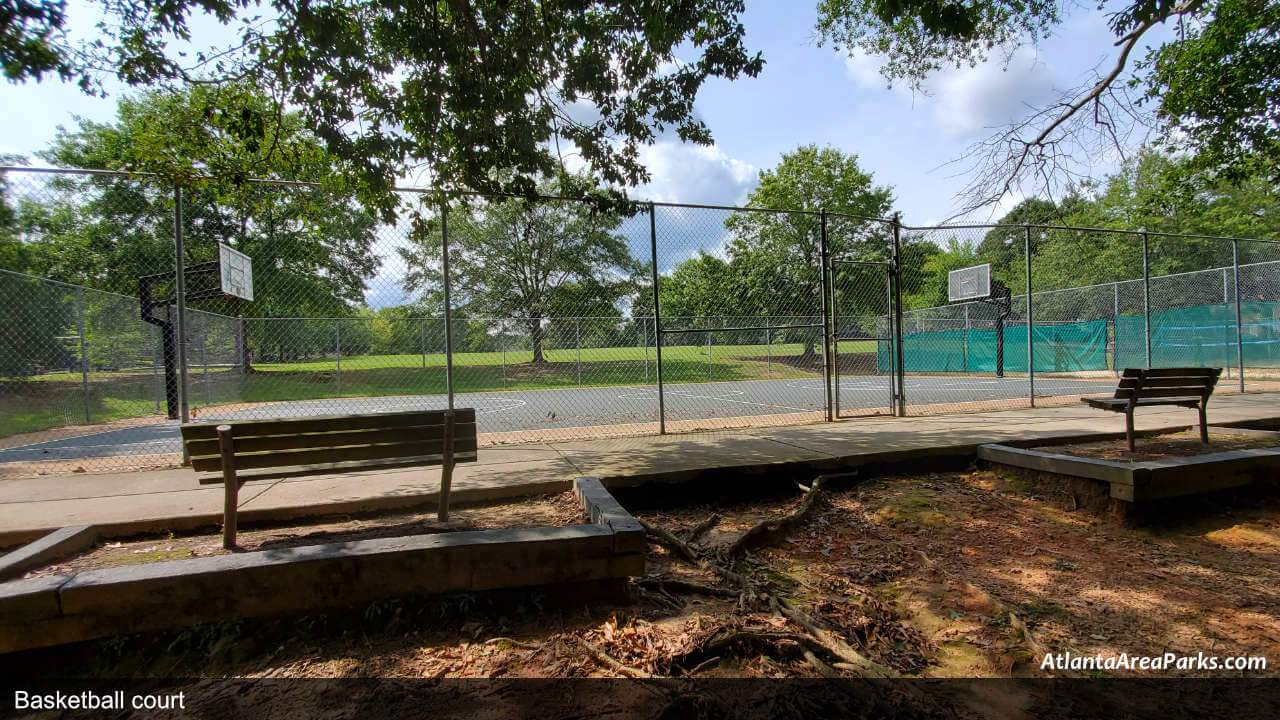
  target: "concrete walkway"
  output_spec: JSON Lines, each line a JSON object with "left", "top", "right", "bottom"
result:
{"left": 2, "top": 393, "right": 1277, "bottom": 546}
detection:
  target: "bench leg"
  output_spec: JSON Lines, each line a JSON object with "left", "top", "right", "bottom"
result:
{"left": 1125, "top": 409, "right": 1135, "bottom": 452}
{"left": 1199, "top": 404, "right": 1209, "bottom": 444}
{"left": 223, "top": 479, "right": 240, "bottom": 550}
{"left": 437, "top": 410, "right": 455, "bottom": 523}
{"left": 217, "top": 425, "right": 239, "bottom": 549}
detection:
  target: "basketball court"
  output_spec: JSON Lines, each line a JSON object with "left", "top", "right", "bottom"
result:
{"left": 0, "top": 374, "right": 1117, "bottom": 465}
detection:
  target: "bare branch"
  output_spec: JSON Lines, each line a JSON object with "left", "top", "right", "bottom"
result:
{"left": 947, "top": 0, "right": 1207, "bottom": 217}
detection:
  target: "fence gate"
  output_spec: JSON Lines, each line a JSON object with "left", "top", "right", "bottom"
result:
{"left": 830, "top": 259, "right": 899, "bottom": 418}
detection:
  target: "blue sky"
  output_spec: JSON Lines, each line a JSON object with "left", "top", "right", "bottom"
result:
{"left": 0, "top": 2, "right": 1165, "bottom": 307}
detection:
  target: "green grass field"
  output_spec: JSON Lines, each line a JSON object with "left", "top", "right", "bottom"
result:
{"left": 1, "top": 341, "right": 876, "bottom": 438}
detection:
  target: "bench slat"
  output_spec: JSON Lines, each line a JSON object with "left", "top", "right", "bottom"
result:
{"left": 1117, "top": 377, "right": 1217, "bottom": 389}
{"left": 1115, "top": 387, "right": 1211, "bottom": 400}
{"left": 180, "top": 408, "right": 476, "bottom": 441}
{"left": 183, "top": 423, "right": 477, "bottom": 457}
{"left": 189, "top": 437, "right": 480, "bottom": 472}
{"left": 1120, "top": 367, "right": 1220, "bottom": 378}
{"left": 1084, "top": 397, "right": 1199, "bottom": 410}
{"left": 195, "top": 452, "right": 480, "bottom": 483}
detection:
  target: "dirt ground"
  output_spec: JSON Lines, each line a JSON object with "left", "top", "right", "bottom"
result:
{"left": 1043, "top": 428, "right": 1280, "bottom": 462}
{"left": 20, "top": 492, "right": 584, "bottom": 578}
{"left": 10, "top": 466, "right": 1278, "bottom": 694}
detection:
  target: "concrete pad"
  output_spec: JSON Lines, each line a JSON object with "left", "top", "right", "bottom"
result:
{"left": 0, "top": 468, "right": 196, "bottom": 503}
{"left": 549, "top": 432, "right": 829, "bottom": 479}
{"left": 4, "top": 486, "right": 225, "bottom": 539}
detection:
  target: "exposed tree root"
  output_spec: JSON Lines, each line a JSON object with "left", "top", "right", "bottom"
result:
{"left": 637, "top": 577, "right": 740, "bottom": 599}
{"left": 683, "top": 513, "right": 721, "bottom": 543}
{"left": 725, "top": 473, "right": 844, "bottom": 557}
{"left": 802, "top": 648, "right": 841, "bottom": 678}
{"left": 771, "top": 596, "right": 898, "bottom": 679}
{"left": 640, "top": 518, "right": 701, "bottom": 564}
{"left": 482, "top": 636, "right": 541, "bottom": 651}
{"left": 579, "top": 637, "right": 653, "bottom": 678}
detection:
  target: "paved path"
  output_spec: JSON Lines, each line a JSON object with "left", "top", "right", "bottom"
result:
{"left": 1, "top": 391, "right": 1275, "bottom": 546}
{"left": 0, "top": 375, "right": 1116, "bottom": 464}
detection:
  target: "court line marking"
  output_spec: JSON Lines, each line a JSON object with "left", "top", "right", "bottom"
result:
{"left": 616, "top": 387, "right": 811, "bottom": 413}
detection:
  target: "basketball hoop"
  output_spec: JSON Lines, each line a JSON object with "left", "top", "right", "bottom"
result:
{"left": 948, "top": 263, "right": 991, "bottom": 303}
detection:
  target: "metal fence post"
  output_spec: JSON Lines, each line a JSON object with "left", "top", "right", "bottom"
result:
{"left": 441, "top": 202, "right": 455, "bottom": 411}
{"left": 421, "top": 319, "right": 427, "bottom": 371}
{"left": 891, "top": 215, "right": 906, "bottom": 416}
{"left": 1222, "top": 267, "right": 1231, "bottom": 378}
{"left": 766, "top": 321, "right": 771, "bottom": 377}
{"left": 502, "top": 325, "right": 507, "bottom": 389}
{"left": 237, "top": 318, "right": 246, "bottom": 376}
{"left": 576, "top": 317, "right": 582, "bottom": 386}
{"left": 334, "top": 319, "right": 342, "bottom": 396}
{"left": 831, "top": 265, "right": 841, "bottom": 418}
{"left": 643, "top": 316, "right": 649, "bottom": 383}
{"left": 202, "top": 327, "right": 210, "bottom": 407}
{"left": 707, "top": 330, "right": 712, "bottom": 380}
{"left": 151, "top": 324, "right": 161, "bottom": 413}
{"left": 174, "top": 185, "right": 190, "bottom": 443}
{"left": 1025, "top": 226, "right": 1035, "bottom": 407}
{"left": 1112, "top": 283, "right": 1120, "bottom": 374}
{"left": 77, "top": 287, "right": 90, "bottom": 424}
{"left": 818, "top": 210, "right": 833, "bottom": 422}
{"left": 1142, "top": 232, "right": 1152, "bottom": 368}
{"left": 1233, "top": 240, "right": 1245, "bottom": 392}
{"left": 649, "top": 204, "right": 665, "bottom": 433}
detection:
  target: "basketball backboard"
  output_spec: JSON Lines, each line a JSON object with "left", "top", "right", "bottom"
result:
{"left": 219, "top": 243, "right": 253, "bottom": 301}
{"left": 948, "top": 263, "right": 990, "bottom": 303}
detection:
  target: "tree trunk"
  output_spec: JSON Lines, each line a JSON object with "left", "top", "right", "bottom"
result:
{"left": 530, "top": 318, "right": 546, "bottom": 364}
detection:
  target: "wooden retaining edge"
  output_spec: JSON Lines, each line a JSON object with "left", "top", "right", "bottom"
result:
{"left": 0, "top": 479, "right": 642, "bottom": 655}
{"left": 0, "top": 526, "right": 98, "bottom": 581}
{"left": 977, "top": 443, "right": 1280, "bottom": 503}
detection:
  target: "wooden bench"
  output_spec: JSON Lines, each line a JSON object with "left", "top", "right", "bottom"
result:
{"left": 1082, "top": 368, "right": 1222, "bottom": 451}
{"left": 181, "top": 408, "right": 477, "bottom": 548}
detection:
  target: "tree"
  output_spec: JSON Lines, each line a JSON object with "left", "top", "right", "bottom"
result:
{"left": 658, "top": 253, "right": 739, "bottom": 321}
{"left": 815, "top": 0, "right": 1280, "bottom": 211}
{"left": 724, "top": 145, "right": 895, "bottom": 356}
{"left": 4, "top": 1, "right": 763, "bottom": 214}
{"left": 399, "top": 181, "right": 642, "bottom": 364}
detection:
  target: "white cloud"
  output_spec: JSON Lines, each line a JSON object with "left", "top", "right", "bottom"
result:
{"left": 635, "top": 142, "right": 756, "bottom": 206}
{"left": 843, "top": 52, "right": 895, "bottom": 91}
{"left": 841, "top": 46, "right": 1061, "bottom": 139}
{"left": 930, "top": 49, "right": 1060, "bottom": 137}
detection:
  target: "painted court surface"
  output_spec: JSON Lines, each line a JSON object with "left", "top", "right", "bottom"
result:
{"left": 0, "top": 375, "right": 1116, "bottom": 466}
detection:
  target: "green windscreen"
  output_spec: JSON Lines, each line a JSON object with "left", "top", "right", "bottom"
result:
{"left": 878, "top": 302, "right": 1280, "bottom": 373}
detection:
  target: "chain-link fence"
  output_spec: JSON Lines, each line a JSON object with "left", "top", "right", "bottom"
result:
{"left": 3, "top": 166, "right": 1278, "bottom": 476}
